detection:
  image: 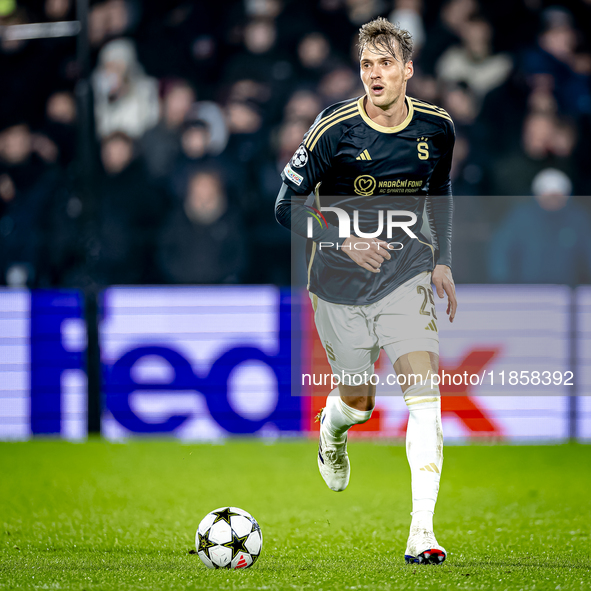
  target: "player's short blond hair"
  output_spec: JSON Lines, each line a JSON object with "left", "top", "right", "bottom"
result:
{"left": 358, "top": 17, "right": 413, "bottom": 64}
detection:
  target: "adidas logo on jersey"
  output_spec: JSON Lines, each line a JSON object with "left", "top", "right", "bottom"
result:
{"left": 425, "top": 320, "right": 437, "bottom": 332}
{"left": 356, "top": 149, "right": 372, "bottom": 161}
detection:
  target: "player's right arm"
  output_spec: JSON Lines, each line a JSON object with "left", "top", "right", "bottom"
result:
{"left": 274, "top": 106, "right": 342, "bottom": 243}
{"left": 274, "top": 104, "right": 390, "bottom": 273}
{"left": 275, "top": 184, "right": 390, "bottom": 273}
{"left": 274, "top": 183, "right": 340, "bottom": 244}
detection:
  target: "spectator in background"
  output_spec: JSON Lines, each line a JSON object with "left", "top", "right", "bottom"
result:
{"left": 489, "top": 112, "right": 577, "bottom": 197}
{"left": 448, "top": 133, "right": 483, "bottom": 196}
{"left": 344, "top": 0, "right": 384, "bottom": 26}
{"left": 2, "top": 0, "right": 591, "bottom": 287}
{"left": 40, "top": 90, "right": 77, "bottom": 169}
{"left": 166, "top": 98, "right": 232, "bottom": 196}
{"left": 441, "top": 83, "right": 477, "bottom": 129}
{"left": 473, "top": 64, "right": 579, "bottom": 172}
{"left": 250, "top": 118, "right": 309, "bottom": 284}
{"left": 317, "top": 66, "right": 362, "bottom": 106}
{"left": 436, "top": 16, "right": 512, "bottom": 104}
{"left": 258, "top": 118, "right": 310, "bottom": 215}
{"left": 88, "top": 0, "right": 139, "bottom": 49}
{"left": 283, "top": 90, "right": 322, "bottom": 126}
{"left": 133, "top": 2, "right": 219, "bottom": 84}
{"left": 489, "top": 169, "right": 591, "bottom": 285}
{"left": 157, "top": 170, "right": 246, "bottom": 284}
{"left": 522, "top": 7, "right": 591, "bottom": 118}
{"left": 141, "top": 79, "right": 196, "bottom": 181}
{"left": 222, "top": 100, "right": 266, "bottom": 213}
{"left": 223, "top": 18, "right": 292, "bottom": 87}
{"left": 389, "top": 0, "right": 425, "bottom": 56}
{"left": 45, "top": 0, "right": 74, "bottom": 21}
{"left": 168, "top": 117, "right": 213, "bottom": 200}
{"left": 0, "top": 3, "right": 70, "bottom": 132}
{"left": 0, "top": 123, "right": 60, "bottom": 286}
{"left": 406, "top": 72, "right": 439, "bottom": 105}
{"left": 187, "top": 101, "right": 229, "bottom": 157}
{"left": 296, "top": 32, "right": 335, "bottom": 87}
{"left": 93, "top": 131, "right": 164, "bottom": 284}
{"left": 225, "top": 101, "right": 264, "bottom": 160}
{"left": 420, "top": 0, "right": 477, "bottom": 75}
{"left": 92, "top": 38, "right": 159, "bottom": 139}
{"left": 441, "top": 85, "right": 487, "bottom": 195}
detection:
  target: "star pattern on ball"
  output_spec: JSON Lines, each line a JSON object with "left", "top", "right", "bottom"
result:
{"left": 249, "top": 517, "right": 261, "bottom": 533}
{"left": 210, "top": 508, "right": 241, "bottom": 525}
{"left": 221, "top": 530, "right": 249, "bottom": 560}
{"left": 197, "top": 531, "right": 216, "bottom": 560}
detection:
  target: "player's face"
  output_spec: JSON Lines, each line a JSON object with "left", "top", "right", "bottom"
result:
{"left": 360, "top": 45, "right": 413, "bottom": 110}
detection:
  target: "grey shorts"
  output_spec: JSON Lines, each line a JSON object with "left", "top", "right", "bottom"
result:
{"left": 310, "top": 271, "right": 439, "bottom": 382}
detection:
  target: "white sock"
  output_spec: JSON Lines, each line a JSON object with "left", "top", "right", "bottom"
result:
{"left": 404, "top": 383, "right": 443, "bottom": 531}
{"left": 322, "top": 388, "right": 373, "bottom": 444}
{"left": 410, "top": 510, "right": 434, "bottom": 532}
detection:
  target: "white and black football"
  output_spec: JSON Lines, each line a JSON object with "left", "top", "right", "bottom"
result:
{"left": 195, "top": 506, "right": 262, "bottom": 569}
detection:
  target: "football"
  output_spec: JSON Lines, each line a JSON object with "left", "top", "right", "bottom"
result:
{"left": 195, "top": 507, "right": 263, "bottom": 569}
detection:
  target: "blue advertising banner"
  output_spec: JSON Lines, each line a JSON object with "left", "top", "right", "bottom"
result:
{"left": 100, "top": 286, "right": 302, "bottom": 439}
{"left": 0, "top": 289, "right": 87, "bottom": 440}
{"left": 0, "top": 285, "right": 588, "bottom": 442}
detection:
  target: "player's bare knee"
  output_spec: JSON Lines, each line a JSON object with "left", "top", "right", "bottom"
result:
{"left": 339, "top": 382, "right": 375, "bottom": 413}
{"left": 394, "top": 352, "right": 439, "bottom": 394}
{"left": 428, "top": 352, "right": 439, "bottom": 375}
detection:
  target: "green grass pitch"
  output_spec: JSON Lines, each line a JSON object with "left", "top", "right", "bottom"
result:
{"left": 1, "top": 440, "right": 590, "bottom": 590}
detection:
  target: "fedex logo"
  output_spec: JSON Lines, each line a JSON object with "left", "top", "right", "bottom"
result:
{"left": 0, "top": 287, "right": 301, "bottom": 440}
{"left": 100, "top": 287, "right": 300, "bottom": 437}
{"left": 0, "top": 290, "right": 88, "bottom": 439}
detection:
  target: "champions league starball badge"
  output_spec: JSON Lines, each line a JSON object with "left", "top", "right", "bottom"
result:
{"left": 291, "top": 145, "right": 308, "bottom": 168}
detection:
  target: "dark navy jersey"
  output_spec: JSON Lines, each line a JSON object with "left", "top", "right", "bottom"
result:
{"left": 279, "top": 95, "right": 455, "bottom": 305}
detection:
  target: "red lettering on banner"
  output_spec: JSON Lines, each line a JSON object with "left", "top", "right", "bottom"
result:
{"left": 440, "top": 350, "right": 501, "bottom": 435}
{"left": 302, "top": 294, "right": 501, "bottom": 437}
{"left": 395, "top": 349, "right": 502, "bottom": 436}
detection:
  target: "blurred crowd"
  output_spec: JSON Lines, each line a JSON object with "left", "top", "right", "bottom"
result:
{"left": 1, "top": 0, "right": 591, "bottom": 288}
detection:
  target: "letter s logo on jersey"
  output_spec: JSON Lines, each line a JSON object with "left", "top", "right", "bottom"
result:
{"left": 417, "top": 137, "right": 429, "bottom": 160}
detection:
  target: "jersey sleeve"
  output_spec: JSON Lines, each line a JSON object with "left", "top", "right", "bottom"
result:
{"left": 280, "top": 110, "right": 339, "bottom": 196}
{"left": 426, "top": 119, "right": 455, "bottom": 268}
{"left": 276, "top": 107, "right": 346, "bottom": 244}
{"left": 275, "top": 183, "right": 343, "bottom": 244}
{"left": 428, "top": 119, "right": 455, "bottom": 197}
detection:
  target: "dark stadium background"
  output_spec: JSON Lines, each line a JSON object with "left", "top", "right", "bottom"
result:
{"left": 2, "top": 0, "right": 591, "bottom": 289}
{"left": 1, "top": 0, "right": 591, "bottom": 440}
{"left": 2, "top": 3, "right": 591, "bottom": 589}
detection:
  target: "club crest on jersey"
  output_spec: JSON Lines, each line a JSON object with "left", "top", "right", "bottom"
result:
{"left": 417, "top": 137, "right": 429, "bottom": 160}
{"left": 353, "top": 174, "right": 376, "bottom": 196}
{"left": 291, "top": 145, "right": 308, "bottom": 168}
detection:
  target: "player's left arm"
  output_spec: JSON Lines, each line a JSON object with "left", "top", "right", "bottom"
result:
{"left": 426, "top": 121, "right": 457, "bottom": 322}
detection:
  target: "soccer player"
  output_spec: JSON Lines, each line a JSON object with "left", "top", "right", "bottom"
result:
{"left": 275, "top": 18, "right": 457, "bottom": 564}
